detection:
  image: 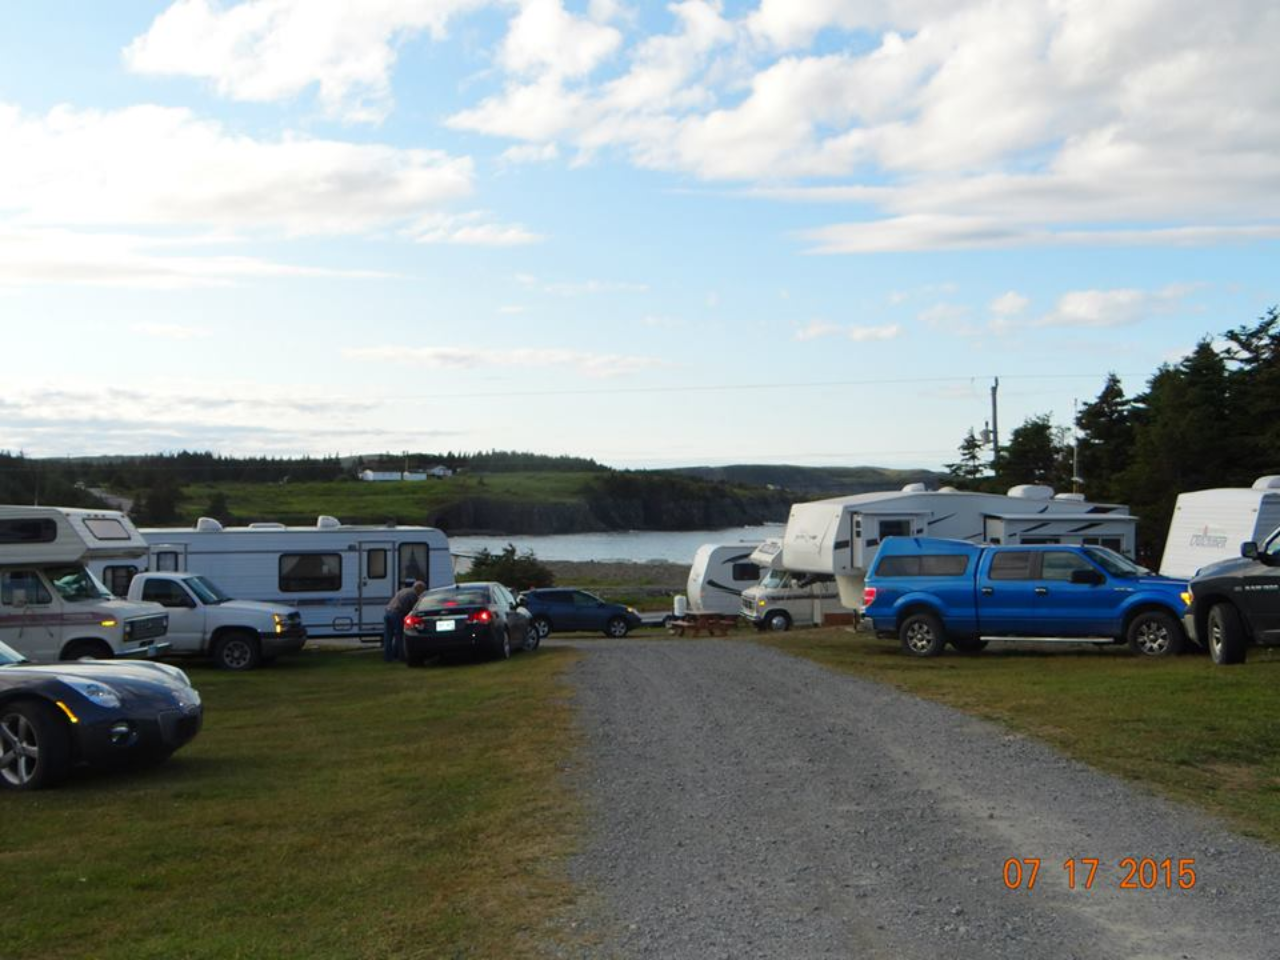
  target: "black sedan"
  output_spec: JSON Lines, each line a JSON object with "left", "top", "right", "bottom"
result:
{"left": 402, "top": 582, "right": 535, "bottom": 666}
{"left": 0, "top": 639, "right": 203, "bottom": 790}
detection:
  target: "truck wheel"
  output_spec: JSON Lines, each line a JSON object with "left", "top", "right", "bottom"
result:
{"left": 1126, "top": 610, "right": 1184, "bottom": 657}
{"left": 899, "top": 612, "right": 947, "bottom": 657}
{"left": 765, "top": 611, "right": 791, "bottom": 632}
{"left": 61, "top": 639, "right": 112, "bottom": 661}
{"left": 1206, "top": 603, "right": 1247, "bottom": 665}
{"left": 1, "top": 700, "right": 72, "bottom": 791}
{"left": 950, "top": 636, "right": 987, "bottom": 653}
{"left": 212, "top": 631, "right": 262, "bottom": 671}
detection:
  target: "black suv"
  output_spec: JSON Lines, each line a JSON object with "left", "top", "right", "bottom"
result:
{"left": 1188, "top": 526, "right": 1280, "bottom": 664}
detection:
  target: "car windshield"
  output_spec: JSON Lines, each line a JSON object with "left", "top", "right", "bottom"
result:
{"left": 1082, "top": 547, "right": 1149, "bottom": 578}
{"left": 187, "top": 576, "right": 231, "bottom": 605}
{"left": 0, "top": 640, "right": 29, "bottom": 665}
{"left": 46, "top": 565, "right": 112, "bottom": 601}
{"left": 1266, "top": 530, "right": 1280, "bottom": 559}
{"left": 419, "top": 586, "right": 491, "bottom": 608}
{"left": 760, "top": 569, "right": 790, "bottom": 588}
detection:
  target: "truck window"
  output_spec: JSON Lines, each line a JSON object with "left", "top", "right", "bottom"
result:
{"left": 1041, "top": 551, "right": 1095, "bottom": 581}
{"left": 279, "top": 553, "right": 342, "bottom": 592}
{"left": 102, "top": 564, "right": 138, "bottom": 596}
{"left": 876, "top": 555, "right": 968, "bottom": 577}
{"left": 1, "top": 571, "right": 53, "bottom": 605}
{"left": 988, "top": 552, "right": 1035, "bottom": 580}
{"left": 731, "top": 562, "right": 760, "bottom": 581}
{"left": 142, "top": 579, "right": 195, "bottom": 608}
{"left": 0, "top": 518, "right": 57, "bottom": 544}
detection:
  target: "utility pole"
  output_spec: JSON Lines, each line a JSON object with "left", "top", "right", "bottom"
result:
{"left": 989, "top": 377, "right": 1000, "bottom": 473}
{"left": 1072, "top": 398, "right": 1082, "bottom": 493}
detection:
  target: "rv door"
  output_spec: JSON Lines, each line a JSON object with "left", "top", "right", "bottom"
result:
{"left": 359, "top": 541, "right": 395, "bottom": 633}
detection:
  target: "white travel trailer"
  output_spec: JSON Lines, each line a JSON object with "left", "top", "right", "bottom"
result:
{"left": 684, "top": 543, "right": 764, "bottom": 616}
{"left": 108, "top": 516, "right": 453, "bottom": 640}
{"left": 0, "top": 505, "right": 170, "bottom": 661}
{"left": 782, "top": 483, "right": 1138, "bottom": 608}
{"left": 1159, "top": 476, "right": 1280, "bottom": 579}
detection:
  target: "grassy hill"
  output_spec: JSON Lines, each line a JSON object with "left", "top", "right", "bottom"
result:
{"left": 664, "top": 464, "right": 942, "bottom": 496}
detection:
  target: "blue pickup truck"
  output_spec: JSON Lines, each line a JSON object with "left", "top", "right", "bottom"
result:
{"left": 863, "top": 537, "right": 1192, "bottom": 658}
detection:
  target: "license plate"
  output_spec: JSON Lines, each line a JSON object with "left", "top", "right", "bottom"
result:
{"left": 436, "top": 620, "right": 456, "bottom": 632}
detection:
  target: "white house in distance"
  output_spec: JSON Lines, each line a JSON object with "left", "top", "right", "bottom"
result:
{"left": 358, "top": 465, "right": 454, "bottom": 482}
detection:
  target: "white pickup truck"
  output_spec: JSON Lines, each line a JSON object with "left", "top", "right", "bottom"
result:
{"left": 125, "top": 572, "right": 306, "bottom": 670}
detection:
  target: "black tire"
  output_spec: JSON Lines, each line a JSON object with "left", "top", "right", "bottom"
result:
{"left": 490, "top": 627, "right": 511, "bottom": 661}
{"left": 531, "top": 616, "right": 552, "bottom": 640}
{"left": 899, "top": 612, "right": 947, "bottom": 657}
{"left": 522, "top": 623, "right": 541, "bottom": 652}
{"left": 764, "top": 611, "right": 791, "bottom": 633}
{"left": 604, "top": 616, "right": 630, "bottom": 638}
{"left": 949, "top": 636, "right": 988, "bottom": 653}
{"left": 61, "top": 639, "right": 112, "bottom": 661}
{"left": 212, "top": 631, "right": 262, "bottom": 671}
{"left": 0, "top": 700, "right": 72, "bottom": 791}
{"left": 1207, "top": 603, "right": 1247, "bottom": 665}
{"left": 1126, "top": 609, "right": 1184, "bottom": 657}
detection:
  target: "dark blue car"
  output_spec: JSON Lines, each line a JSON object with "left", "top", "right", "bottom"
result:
{"left": 516, "top": 588, "right": 642, "bottom": 639}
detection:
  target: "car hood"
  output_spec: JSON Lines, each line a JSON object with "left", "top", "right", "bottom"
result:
{"left": 1133, "top": 575, "right": 1188, "bottom": 589}
{"left": 214, "top": 600, "right": 298, "bottom": 617}
{"left": 0, "top": 659, "right": 195, "bottom": 696}
{"left": 1192, "top": 556, "right": 1255, "bottom": 580}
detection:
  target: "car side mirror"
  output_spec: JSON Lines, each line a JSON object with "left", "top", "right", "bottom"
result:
{"left": 1242, "top": 541, "right": 1260, "bottom": 560}
{"left": 1070, "top": 569, "right": 1105, "bottom": 586}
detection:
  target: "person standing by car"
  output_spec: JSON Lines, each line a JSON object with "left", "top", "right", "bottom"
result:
{"left": 383, "top": 581, "right": 425, "bottom": 662}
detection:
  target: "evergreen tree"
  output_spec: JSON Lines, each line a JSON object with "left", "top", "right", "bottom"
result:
{"left": 997, "top": 414, "right": 1062, "bottom": 486}
{"left": 945, "top": 429, "right": 988, "bottom": 484}
{"left": 1074, "top": 373, "right": 1134, "bottom": 502}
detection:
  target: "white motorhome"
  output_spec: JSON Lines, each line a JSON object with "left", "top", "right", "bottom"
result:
{"left": 683, "top": 543, "right": 764, "bottom": 617}
{"left": 94, "top": 516, "right": 453, "bottom": 640}
{"left": 1159, "top": 476, "right": 1280, "bottom": 579}
{"left": 782, "top": 483, "right": 1137, "bottom": 608}
{"left": 0, "top": 505, "right": 170, "bottom": 662}
{"left": 739, "top": 539, "right": 848, "bottom": 631}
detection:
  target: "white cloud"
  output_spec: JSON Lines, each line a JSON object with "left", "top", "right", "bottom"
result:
{"left": 795, "top": 320, "right": 842, "bottom": 341}
{"left": 343, "top": 345, "right": 670, "bottom": 378}
{"left": 1034, "top": 285, "right": 1192, "bottom": 329}
{"left": 795, "top": 320, "right": 901, "bottom": 341}
{"left": 848, "top": 323, "right": 901, "bottom": 342}
{"left": 500, "top": 142, "right": 561, "bottom": 164}
{"left": 408, "top": 211, "right": 545, "bottom": 246}
{"left": 125, "top": 0, "right": 490, "bottom": 122}
{"left": 516, "top": 273, "right": 648, "bottom": 296}
{"left": 500, "top": 0, "right": 622, "bottom": 79}
{"left": 990, "top": 291, "right": 1029, "bottom": 317}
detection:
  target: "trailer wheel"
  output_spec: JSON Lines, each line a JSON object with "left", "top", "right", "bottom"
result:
{"left": 899, "top": 612, "right": 947, "bottom": 657}
{"left": 1207, "top": 603, "right": 1247, "bottom": 665}
{"left": 1126, "top": 610, "right": 1184, "bottom": 657}
{"left": 1, "top": 700, "right": 72, "bottom": 791}
{"left": 212, "top": 631, "right": 262, "bottom": 670}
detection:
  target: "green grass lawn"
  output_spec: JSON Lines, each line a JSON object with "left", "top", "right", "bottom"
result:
{"left": 762, "top": 630, "right": 1280, "bottom": 846}
{"left": 1, "top": 647, "right": 584, "bottom": 960}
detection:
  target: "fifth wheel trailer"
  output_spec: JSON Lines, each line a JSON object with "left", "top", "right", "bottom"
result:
{"left": 1159, "top": 476, "right": 1280, "bottom": 579}
{"left": 781, "top": 483, "right": 1137, "bottom": 609}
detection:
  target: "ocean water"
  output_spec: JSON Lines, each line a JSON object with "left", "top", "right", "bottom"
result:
{"left": 449, "top": 523, "right": 785, "bottom": 566}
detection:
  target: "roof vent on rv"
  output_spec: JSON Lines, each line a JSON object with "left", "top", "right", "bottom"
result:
{"left": 317, "top": 515, "right": 341, "bottom": 529}
{"left": 1252, "top": 476, "right": 1280, "bottom": 491}
{"left": 1007, "top": 484, "right": 1054, "bottom": 500}
{"left": 1053, "top": 492, "right": 1086, "bottom": 501}
{"left": 195, "top": 517, "right": 223, "bottom": 532}
{"left": 248, "top": 522, "right": 286, "bottom": 529}
{"left": 901, "top": 482, "right": 929, "bottom": 493}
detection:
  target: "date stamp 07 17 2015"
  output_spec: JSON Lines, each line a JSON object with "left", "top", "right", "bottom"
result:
{"left": 1003, "top": 857, "right": 1198, "bottom": 892}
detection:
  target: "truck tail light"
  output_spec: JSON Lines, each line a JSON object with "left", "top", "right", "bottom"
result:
{"left": 468, "top": 610, "right": 492, "bottom": 624}
{"left": 862, "top": 586, "right": 877, "bottom": 607}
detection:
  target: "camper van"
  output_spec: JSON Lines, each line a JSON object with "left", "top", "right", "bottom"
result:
{"left": 1159, "top": 476, "right": 1280, "bottom": 579}
{"left": 781, "top": 483, "right": 1137, "bottom": 609}
{"left": 0, "top": 505, "right": 170, "bottom": 662}
{"left": 683, "top": 543, "right": 764, "bottom": 617}
{"left": 97, "top": 516, "right": 453, "bottom": 640}
{"left": 739, "top": 539, "right": 848, "bottom": 631}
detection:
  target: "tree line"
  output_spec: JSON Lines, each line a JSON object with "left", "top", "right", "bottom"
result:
{"left": 945, "top": 306, "right": 1280, "bottom": 560}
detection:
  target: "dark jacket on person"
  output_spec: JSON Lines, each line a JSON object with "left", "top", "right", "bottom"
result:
{"left": 386, "top": 587, "right": 421, "bottom": 618}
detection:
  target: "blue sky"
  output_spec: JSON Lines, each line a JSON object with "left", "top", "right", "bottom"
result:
{"left": 1, "top": 0, "right": 1276, "bottom": 471}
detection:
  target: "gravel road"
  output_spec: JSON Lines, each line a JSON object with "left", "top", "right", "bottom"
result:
{"left": 561, "top": 639, "right": 1280, "bottom": 959}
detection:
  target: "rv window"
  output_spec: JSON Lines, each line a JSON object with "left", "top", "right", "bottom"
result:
{"left": 103, "top": 565, "right": 138, "bottom": 596}
{"left": 0, "top": 518, "right": 57, "bottom": 544}
{"left": 1083, "top": 536, "right": 1125, "bottom": 553}
{"left": 1, "top": 571, "right": 52, "bottom": 605}
{"left": 731, "top": 562, "right": 760, "bottom": 582}
{"left": 279, "top": 553, "right": 342, "bottom": 592}
{"left": 878, "top": 519, "right": 914, "bottom": 538}
{"left": 367, "top": 549, "right": 388, "bottom": 579}
{"left": 154, "top": 551, "right": 180, "bottom": 572}
{"left": 1041, "top": 551, "right": 1095, "bottom": 582}
{"left": 988, "top": 551, "right": 1035, "bottom": 581}
{"left": 398, "top": 543, "right": 429, "bottom": 584}
{"left": 83, "top": 518, "right": 131, "bottom": 541}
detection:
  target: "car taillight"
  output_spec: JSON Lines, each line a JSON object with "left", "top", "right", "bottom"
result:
{"left": 862, "top": 586, "right": 878, "bottom": 607}
{"left": 404, "top": 614, "right": 425, "bottom": 629}
{"left": 468, "top": 610, "right": 492, "bottom": 624}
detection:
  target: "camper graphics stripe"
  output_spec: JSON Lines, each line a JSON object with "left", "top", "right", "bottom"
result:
{"left": 0, "top": 612, "right": 105, "bottom": 627}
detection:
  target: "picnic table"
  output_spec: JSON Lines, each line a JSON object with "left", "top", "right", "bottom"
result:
{"left": 666, "top": 613, "right": 738, "bottom": 637}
